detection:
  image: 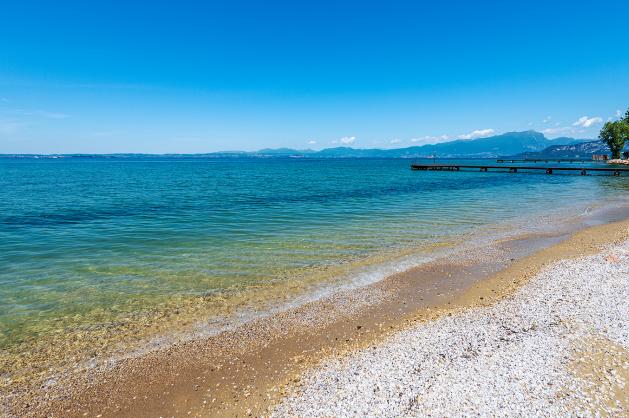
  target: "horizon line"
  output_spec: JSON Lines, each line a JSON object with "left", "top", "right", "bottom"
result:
{"left": 0, "top": 130, "right": 598, "bottom": 156}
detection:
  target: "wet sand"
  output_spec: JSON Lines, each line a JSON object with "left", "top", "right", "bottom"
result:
{"left": 5, "top": 209, "right": 629, "bottom": 417}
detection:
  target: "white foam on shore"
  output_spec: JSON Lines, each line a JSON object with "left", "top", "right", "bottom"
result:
{"left": 273, "top": 240, "right": 629, "bottom": 417}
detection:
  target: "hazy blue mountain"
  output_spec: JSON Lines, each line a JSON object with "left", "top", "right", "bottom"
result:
{"left": 257, "top": 148, "right": 316, "bottom": 155}
{"left": 240, "top": 131, "right": 586, "bottom": 158}
{"left": 305, "top": 131, "right": 585, "bottom": 158}
{"left": 260, "top": 131, "right": 587, "bottom": 158}
{"left": 517, "top": 140, "right": 627, "bottom": 158}
{"left": 1, "top": 131, "right": 591, "bottom": 159}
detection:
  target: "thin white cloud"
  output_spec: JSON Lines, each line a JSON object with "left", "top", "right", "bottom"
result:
{"left": 91, "top": 131, "right": 118, "bottom": 138}
{"left": 543, "top": 116, "right": 552, "bottom": 123}
{"left": 308, "top": 140, "right": 317, "bottom": 145}
{"left": 410, "top": 134, "right": 451, "bottom": 145}
{"left": 340, "top": 136, "right": 356, "bottom": 145}
{"left": 390, "top": 138, "right": 401, "bottom": 144}
{"left": 459, "top": 128, "right": 495, "bottom": 140}
{"left": 32, "top": 110, "right": 69, "bottom": 119}
{"left": 572, "top": 116, "right": 602, "bottom": 128}
{"left": 0, "top": 119, "right": 25, "bottom": 135}
{"left": 615, "top": 109, "right": 622, "bottom": 118}
{"left": 2, "top": 108, "right": 70, "bottom": 119}
{"left": 410, "top": 129, "right": 494, "bottom": 145}
{"left": 541, "top": 126, "right": 575, "bottom": 136}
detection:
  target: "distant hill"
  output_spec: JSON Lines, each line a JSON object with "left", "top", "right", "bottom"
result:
{"left": 516, "top": 140, "right": 629, "bottom": 159}
{"left": 1, "top": 131, "right": 591, "bottom": 159}
{"left": 516, "top": 140, "right": 609, "bottom": 158}
{"left": 258, "top": 131, "right": 587, "bottom": 158}
{"left": 256, "top": 147, "right": 315, "bottom": 155}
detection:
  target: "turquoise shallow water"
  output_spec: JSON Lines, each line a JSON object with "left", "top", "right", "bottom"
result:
{"left": 1, "top": 157, "right": 628, "bottom": 353}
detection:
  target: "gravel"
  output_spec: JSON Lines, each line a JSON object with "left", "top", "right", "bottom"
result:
{"left": 273, "top": 241, "right": 629, "bottom": 417}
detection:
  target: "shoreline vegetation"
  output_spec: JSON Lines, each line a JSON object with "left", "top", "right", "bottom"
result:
{"left": 5, "top": 207, "right": 629, "bottom": 417}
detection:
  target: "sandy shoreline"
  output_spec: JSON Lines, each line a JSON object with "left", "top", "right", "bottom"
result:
{"left": 275, "top": 237, "right": 629, "bottom": 416}
{"left": 4, "top": 210, "right": 629, "bottom": 417}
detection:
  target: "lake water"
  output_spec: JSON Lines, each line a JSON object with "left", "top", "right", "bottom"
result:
{"left": 1, "top": 157, "right": 628, "bottom": 378}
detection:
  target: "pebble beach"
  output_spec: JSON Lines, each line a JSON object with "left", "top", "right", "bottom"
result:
{"left": 5, "top": 215, "right": 629, "bottom": 417}
{"left": 274, "top": 239, "right": 629, "bottom": 417}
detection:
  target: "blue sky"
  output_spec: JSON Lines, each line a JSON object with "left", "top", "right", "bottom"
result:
{"left": 1, "top": 0, "right": 628, "bottom": 153}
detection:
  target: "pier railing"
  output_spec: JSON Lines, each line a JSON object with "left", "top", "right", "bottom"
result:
{"left": 411, "top": 164, "right": 629, "bottom": 176}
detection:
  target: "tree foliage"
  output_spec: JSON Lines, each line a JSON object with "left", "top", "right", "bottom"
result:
{"left": 599, "top": 107, "right": 629, "bottom": 159}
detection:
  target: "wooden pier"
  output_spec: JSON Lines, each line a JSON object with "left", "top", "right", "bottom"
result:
{"left": 411, "top": 164, "right": 629, "bottom": 176}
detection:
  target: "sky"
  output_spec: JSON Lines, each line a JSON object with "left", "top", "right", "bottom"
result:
{"left": 0, "top": 0, "right": 628, "bottom": 154}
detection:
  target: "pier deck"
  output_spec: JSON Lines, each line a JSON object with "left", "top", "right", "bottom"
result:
{"left": 411, "top": 164, "right": 629, "bottom": 176}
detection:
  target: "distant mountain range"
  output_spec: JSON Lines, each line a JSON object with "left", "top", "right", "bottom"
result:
{"left": 516, "top": 140, "right": 621, "bottom": 159}
{"left": 2, "top": 131, "right": 594, "bottom": 159}
{"left": 219, "top": 131, "right": 590, "bottom": 158}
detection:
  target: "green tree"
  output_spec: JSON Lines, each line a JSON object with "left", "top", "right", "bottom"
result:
{"left": 599, "top": 108, "right": 629, "bottom": 159}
